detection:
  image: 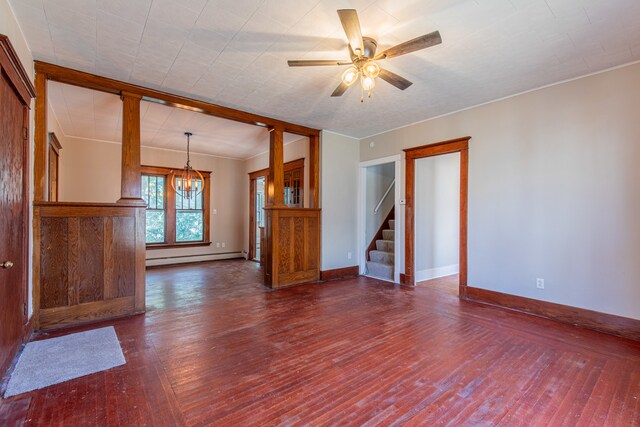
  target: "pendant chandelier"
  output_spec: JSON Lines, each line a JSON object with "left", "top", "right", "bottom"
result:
{"left": 171, "top": 132, "right": 205, "bottom": 200}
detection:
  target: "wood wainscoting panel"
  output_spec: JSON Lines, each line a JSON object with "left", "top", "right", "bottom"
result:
{"left": 264, "top": 207, "right": 321, "bottom": 288}
{"left": 76, "top": 217, "right": 105, "bottom": 304}
{"left": 112, "top": 216, "right": 136, "bottom": 298}
{"left": 35, "top": 202, "right": 146, "bottom": 330}
{"left": 320, "top": 266, "right": 359, "bottom": 281}
{"left": 40, "top": 217, "right": 69, "bottom": 309}
{"left": 39, "top": 297, "right": 135, "bottom": 330}
{"left": 465, "top": 286, "right": 640, "bottom": 341}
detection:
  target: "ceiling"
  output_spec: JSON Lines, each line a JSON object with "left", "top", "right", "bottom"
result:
{"left": 11, "top": 0, "right": 640, "bottom": 138}
{"left": 49, "top": 81, "right": 302, "bottom": 159}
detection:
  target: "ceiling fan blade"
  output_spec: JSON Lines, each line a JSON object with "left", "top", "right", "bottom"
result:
{"left": 288, "top": 60, "right": 352, "bottom": 67}
{"left": 375, "top": 31, "right": 442, "bottom": 60}
{"left": 331, "top": 82, "right": 351, "bottom": 97}
{"left": 337, "top": 9, "right": 364, "bottom": 55}
{"left": 379, "top": 68, "right": 413, "bottom": 90}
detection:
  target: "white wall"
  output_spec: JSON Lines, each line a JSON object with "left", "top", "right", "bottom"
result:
{"left": 414, "top": 153, "right": 460, "bottom": 282}
{"left": 364, "top": 162, "right": 395, "bottom": 244}
{"left": 57, "top": 137, "right": 246, "bottom": 265}
{"left": 320, "top": 130, "right": 360, "bottom": 270}
{"left": 360, "top": 62, "right": 640, "bottom": 320}
{"left": 59, "top": 137, "right": 121, "bottom": 203}
{"left": 2, "top": 0, "right": 35, "bottom": 316}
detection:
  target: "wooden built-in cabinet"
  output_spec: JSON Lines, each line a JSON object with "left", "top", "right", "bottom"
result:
{"left": 283, "top": 161, "right": 303, "bottom": 207}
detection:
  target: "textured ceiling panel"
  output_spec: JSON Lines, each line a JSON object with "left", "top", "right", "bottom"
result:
{"left": 11, "top": 0, "right": 640, "bottom": 137}
{"left": 48, "top": 81, "right": 302, "bottom": 159}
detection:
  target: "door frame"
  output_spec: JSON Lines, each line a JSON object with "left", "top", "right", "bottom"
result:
{"left": 358, "top": 154, "right": 402, "bottom": 283}
{"left": 403, "top": 136, "right": 470, "bottom": 296}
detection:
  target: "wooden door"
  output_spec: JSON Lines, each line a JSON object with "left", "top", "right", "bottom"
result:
{"left": 0, "top": 36, "right": 32, "bottom": 378}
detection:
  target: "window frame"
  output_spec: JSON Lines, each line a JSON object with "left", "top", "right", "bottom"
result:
{"left": 141, "top": 165, "right": 211, "bottom": 249}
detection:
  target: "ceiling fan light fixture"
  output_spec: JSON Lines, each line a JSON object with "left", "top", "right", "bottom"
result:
{"left": 341, "top": 66, "right": 359, "bottom": 86}
{"left": 361, "top": 75, "right": 376, "bottom": 92}
{"left": 362, "top": 61, "right": 380, "bottom": 79}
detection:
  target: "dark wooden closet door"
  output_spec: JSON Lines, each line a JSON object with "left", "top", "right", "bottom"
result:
{"left": 0, "top": 70, "right": 28, "bottom": 377}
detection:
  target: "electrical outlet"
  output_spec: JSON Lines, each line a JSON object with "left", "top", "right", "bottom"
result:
{"left": 347, "top": 251, "right": 352, "bottom": 260}
{"left": 536, "top": 278, "right": 545, "bottom": 289}
{"left": 222, "top": 242, "right": 226, "bottom": 248}
{"left": 213, "top": 209, "right": 217, "bottom": 215}
{"left": 216, "top": 242, "right": 220, "bottom": 248}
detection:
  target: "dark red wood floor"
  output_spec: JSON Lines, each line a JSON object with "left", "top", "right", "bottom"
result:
{"left": 1, "top": 260, "right": 640, "bottom": 426}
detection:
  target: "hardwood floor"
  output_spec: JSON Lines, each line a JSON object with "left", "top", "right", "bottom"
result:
{"left": 2, "top": 260, "right": 640, "bottom": 426}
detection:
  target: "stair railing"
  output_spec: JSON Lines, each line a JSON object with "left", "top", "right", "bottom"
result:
{"left": 374, "top": 179, "right": 395, "bottom": 214}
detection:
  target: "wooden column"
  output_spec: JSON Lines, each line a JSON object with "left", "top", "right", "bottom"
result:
{"left": 267, "top": 126, "right": 285, "bottom": 207}
{"left": 34, "top": 72, "right": 47, "bottom": 202}
{"left": 309, "top": 133, "right": 320, "bottom": 208}
{"left": 118, "top": 92, "right": 144, "bottom": 204}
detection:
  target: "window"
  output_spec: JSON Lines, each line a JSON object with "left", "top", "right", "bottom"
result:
{"left": 141, "top": 166, "right": 211, "bottom": 248}
{"left": 142, "top": 174, "right": 166, "bottom": 243}
{"left": 175, "top": 178, "right": 204, "bottom": 242}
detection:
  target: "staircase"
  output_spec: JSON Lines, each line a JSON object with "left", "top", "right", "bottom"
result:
{"left": 366, "top": 219, "right": 395, "bottom": 281}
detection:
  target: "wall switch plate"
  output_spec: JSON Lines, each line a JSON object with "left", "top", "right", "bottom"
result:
{"left": 216, "top": 242, "right": 220, "bottom": 248}
{"left": 222, "top": 242, "right": 225, "bottom": 248}
{"left": 348, "top": 251, "right": 352, "bottom": 260}
{"left": 536, "top": 278, "right": 545, "bottom": 289}
{"left": 213, "top": 209, "right": 217, "bottom": 215}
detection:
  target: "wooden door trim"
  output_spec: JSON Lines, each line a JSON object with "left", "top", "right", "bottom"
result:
{"left": 0, "top": 35, "right": 35, "bottom": 104}
{"left": 403, "top": 136, "right": 470, "bottom": 297}
{"left": 249, "top": 158, "right": 305, "bottom": 180}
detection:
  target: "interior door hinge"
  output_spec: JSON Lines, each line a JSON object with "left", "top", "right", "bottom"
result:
{"left": 23, "top": 127, "right": 28, "bottom": 140}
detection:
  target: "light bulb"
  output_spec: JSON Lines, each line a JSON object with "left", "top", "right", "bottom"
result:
{"left": 362, "top": 61, "right": 380, "bottom": 79}
{"left": 361, "top": 75, "right": 376, "bottom": 91}
{"left": 341, "top": 67, "right": 359, "bottom": 86}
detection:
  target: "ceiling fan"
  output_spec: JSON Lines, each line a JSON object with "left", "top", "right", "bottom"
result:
{"left": 287, "top": 9, "right": 442, "bottom": 101}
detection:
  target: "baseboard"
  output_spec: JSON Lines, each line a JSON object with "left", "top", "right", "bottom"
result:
{"left": 145, "top": 252, "right": 244, "bottom": 267}
{"left": 320, "top": 266, "right": 359, "bottom": 281}
{"left": 415, "top": 264, "right": 459, "bottom": 283}
{"left": 465, "top": 286, "right": 640, "bottom": 341}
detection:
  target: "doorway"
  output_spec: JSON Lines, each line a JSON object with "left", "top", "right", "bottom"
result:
{"left": 404, "top": 137, "right": 470, "bottom": 295}
{"left": 359, "top": 155, "right": 402, "bottom": 283}
{"left": 414, "top": 152, "right": 460, "bottom": 286}
{"left": 254, "top": 176, "right": 265, "bottom": 261}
